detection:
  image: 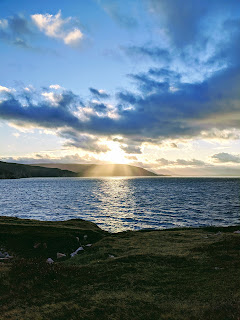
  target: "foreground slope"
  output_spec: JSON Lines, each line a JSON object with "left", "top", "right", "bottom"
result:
{"left": 1, "top": 216, "right": 240, "bottom": 320}
{"left": 33, "top": 163, "right": 160, "bottom": 177}
{"left": 0, "top": 161, "right": 76, "bottom": 179}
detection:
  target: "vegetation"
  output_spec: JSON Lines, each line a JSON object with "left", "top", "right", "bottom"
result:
{"left": 32, "top": 163, "right": 160, "bottom": 177}
{"left": 0, "top": 161, "right": 161, "bottom": 179}
{"left": 1, "top": 216, "right": 240, "bottom": 319}
{"left": 0, "top": 161, "right": 77, "bottom": 179}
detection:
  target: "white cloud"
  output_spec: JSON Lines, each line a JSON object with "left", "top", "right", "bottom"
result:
{"left": 49, "top": 84, "right": 62, "bottom": 90}
{"left": 31, "top": 11, "right": 83, "bottom": 46}
{"left": 0, "top": 19, "right": 8, "bottom": 29}
{"left": 42, "top": 92, "right": 61, "bottom": 105}
{"left": 64, "top": 28, "right": 83, "bottom": 45}
{"left": 0, "top": 85, "right": 13, "bottom": 93}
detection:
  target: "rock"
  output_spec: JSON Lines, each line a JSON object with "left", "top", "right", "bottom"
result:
{"left": 215, "top": 232, "right": 222, "bottom": 236}
{"left": 0, "top": 251, "right": 5, "bottom": 258}
{"left": 46, "top": 258, "right": 54, "bottom": 264}
{"left": 57, "top": 252, "right": 66, "bottom": 259}
{"left": 70, "top": 252, "right": 77, "bottom": 258}
{"left": 85, "top": 244, "right": 92, "bottom": 247}
{"left": 70, "top": 246, "right": 84, "bottom": 258}
{"left": 108, "top": 254, "right": 115, "bottom": 259}
{"left": 5, "top": 254, "right": 13, "bottom": 259}
{"left": 76, "top": 237, "right": 79, "bottom": 242}
{"left": 34, "top": 242, "right": 41, "bottom": 249}
{"left": 84, "top": 235, "right": 88, "bottom": 240}
{"left": 233, "top": 230, "right": 240, "bottom": 234}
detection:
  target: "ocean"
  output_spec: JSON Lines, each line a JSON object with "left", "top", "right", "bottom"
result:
{"left": 0, "top": 177, "right": 239, "bottom": 232}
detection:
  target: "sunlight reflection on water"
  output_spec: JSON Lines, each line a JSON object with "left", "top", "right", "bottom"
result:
{"left": 0, "top": 177, "right": 239, "bottom": 232}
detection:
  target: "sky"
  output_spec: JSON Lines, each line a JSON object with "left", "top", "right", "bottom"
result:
{"left": 0, "top": 0, "right": 240, "bottom": 176}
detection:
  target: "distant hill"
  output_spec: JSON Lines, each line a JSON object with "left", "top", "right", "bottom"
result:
{"left": 0, "top": 161, "right": 76, "bottom": 179}
{"left": 32, "top": 163, "right": 161, "bottom": 177}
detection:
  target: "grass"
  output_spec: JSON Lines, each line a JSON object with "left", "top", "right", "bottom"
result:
{"left": 0, "top": 216, "right": 240, "bottom": 319}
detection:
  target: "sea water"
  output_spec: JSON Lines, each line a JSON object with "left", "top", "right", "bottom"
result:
{"left": 0, "top": 177, "right": 239, "bottom": 232}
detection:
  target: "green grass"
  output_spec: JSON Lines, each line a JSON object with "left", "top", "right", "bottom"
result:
{"left": 1, "top": 216, "right": 240, "bottom": 319}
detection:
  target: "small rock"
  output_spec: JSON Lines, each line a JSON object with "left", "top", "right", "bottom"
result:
{"left": 76, "top": 237, "right": 79, "bottom": 242}
{"left": 215, "top": 232, "right": 222, "bottom": 236}
{"left": 34, "top": 243, "right": 41, "bottom": 249}
{"left": 108, "top": 254, "right": 115, "bottom": 259}
{"left": 70, "top": 246, "right": 84, "bottom": 258}
{"left": 46, "top": 258, "right": 54, "bottom": 264}
{"left": 85, "top": 244, "right": 92, "bottom": 247}
{"left": 84, "top": 235, "right": 88, "bottom": 240}
{"left": 5, "top": 254, "right": 13, "bottom": 259}
{"left": 57, "top": 252, "right": 66, "bottom": 259}
{"left": 0, "top": 251, "right": 5, "bottom": 258}
{"left": 70, "top": 252, "right": 77, "bottom": 258}
{"left": 233, "top": 230, "right": 240, "bottom": 234}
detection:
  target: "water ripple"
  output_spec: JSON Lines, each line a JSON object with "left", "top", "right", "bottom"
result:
{"left": 0, "top": 177, "right": 239, "bottom": 232}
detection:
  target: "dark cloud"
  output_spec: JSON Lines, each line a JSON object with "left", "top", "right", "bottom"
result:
{"left": 128, "top": 73, "right": 169, "bottom": 94}
{"left": 89, "top": 87, "right": 110, "bottom": 99}
{"left": 59, "top": 129, "right": 109, "bottom": 153}
{"left": 90, "top": 101, "right": 108, "bottom": 113}
{"left": 148, "top": 68, "right": 181, "bottom": 82}
{"left": 116, "top": 91, "right": 138, "bottom": 105}
{"left": 146, "top": 0, "right": 240, "bottom": 48}
{"left": 8, "top": 14, "right": 32, "bottom": 35}
{"left": 0, "top": 14, "right": 33, "bottom": 48}
{"left": 1, "top": 61, "right": 240, "bottom": 140}
{"left": 123, "top": 45, "right": 170, "bottom": 62}
{"left": 120, "top": 144, "right": 142, "bottom": 154}
{"left": 212, "top": 153, "right": 240, "bottom": 164}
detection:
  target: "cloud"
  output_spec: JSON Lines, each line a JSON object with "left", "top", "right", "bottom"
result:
{"left": 1, "top": 59, "right": 240, "bottom": 141}
{"left": 0, "top": 85, "right": 13, "bottom": 93}
{"left": 31, "top": 11, "right": 83, "bottom": 46}
{"left": 212, "top": 152, "right": 240, "bottom": 164}
{"left": 123, "top": 45, "right": 170, "bottom": 62}
{"left": 146, "top": 0, "right": 240, "bottom": 48}
{"left": 120, "top": 144, "right": 142, "bottom": 154}
{"left": 59, "top": 129, "right": 110, "bottom": 153}
{"left": 90, "top": 101, "right": 108, "bottom": 113}
{"left": 0, "top": 14, "right": 33, "bottom": 48}
{"left": 157, "top": 158, "right": 207, "bottom": 167}
{"left": 1, "top": 153, "right": 102, "bottom": 165}
{"left": 49, "top": 84, "right": 62, "bottom": 90}
{"left": 89, "top": 87, "right": 110, "bottom": 99}
{"left": 97, "top": 0, "right": 138, "bottom": 29}
{"left": 148, "top": 68, "right": 181, "bottom": 82}
{"left": 128, "top": 72, "right": 169, "bottom": 94}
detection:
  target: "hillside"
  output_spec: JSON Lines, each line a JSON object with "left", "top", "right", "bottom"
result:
{"left": 0, "top": 161, "right": 76, "bottom": 179}
{"left": 32, "top": 163, "right": 160, "bottom": 177}
{"left": 1, "top": 216, "right": 240, "bottom": 319}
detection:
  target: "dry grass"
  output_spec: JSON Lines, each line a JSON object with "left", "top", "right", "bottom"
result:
{"left": 0, "top": 216, "right": 240, "bottom": 320}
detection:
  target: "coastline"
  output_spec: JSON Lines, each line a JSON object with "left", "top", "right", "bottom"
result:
{"left": 1, "top": 216, "right": 240, "bottom": 319}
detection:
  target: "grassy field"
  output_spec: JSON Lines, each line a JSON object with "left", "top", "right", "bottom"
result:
{"left": 0, "top": 216, "right": 240, "bottom": 320}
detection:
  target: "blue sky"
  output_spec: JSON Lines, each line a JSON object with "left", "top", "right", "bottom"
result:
{"left": 0, "top": 0, "right": 240, "bottom": 175}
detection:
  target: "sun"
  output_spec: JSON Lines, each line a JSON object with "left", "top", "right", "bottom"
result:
{"left": 101, "top": 142, "right": 128, "bottom": 164}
